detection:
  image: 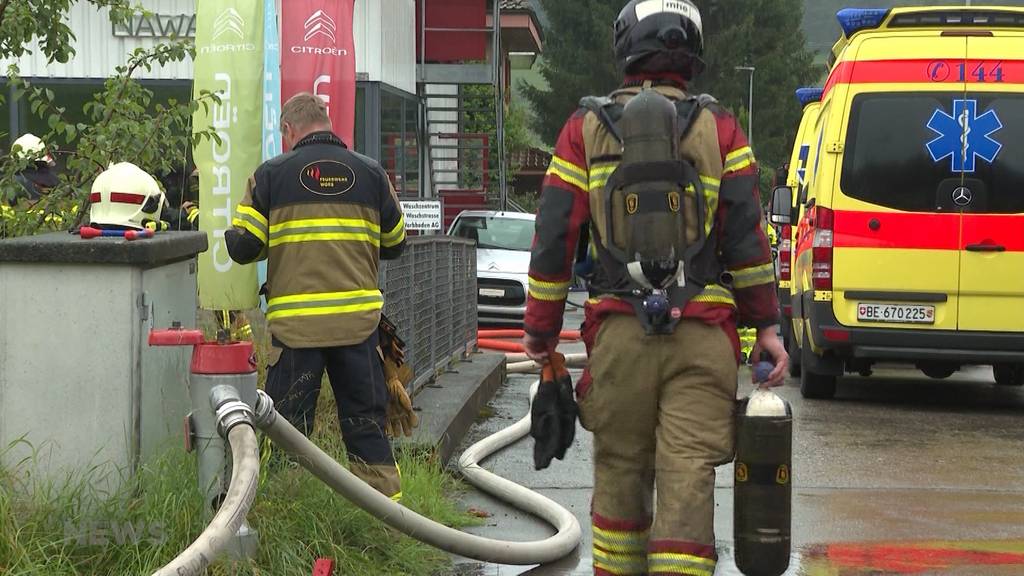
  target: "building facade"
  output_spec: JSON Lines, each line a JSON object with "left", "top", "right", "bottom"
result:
{"left": 0, "top": 0, "right": 543, "bottom": 202}
{"left": 0, "top": 0, "right": 422, "bottom": 195}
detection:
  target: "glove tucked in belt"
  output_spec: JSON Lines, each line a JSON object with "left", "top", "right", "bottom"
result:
{"left": 530, "top": 351, "right": 578, "bottom": 470}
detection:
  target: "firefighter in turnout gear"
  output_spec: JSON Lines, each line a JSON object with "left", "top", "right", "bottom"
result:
{"left": 226, "top": 93, "right": 408, "bottom": 499}
{"left": 523, "top": 1, "right": 788, "bottom": 574}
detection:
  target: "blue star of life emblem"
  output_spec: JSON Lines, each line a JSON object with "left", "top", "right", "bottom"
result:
{"left": 926, "top": 99, "right": 1003, "bottom": 173}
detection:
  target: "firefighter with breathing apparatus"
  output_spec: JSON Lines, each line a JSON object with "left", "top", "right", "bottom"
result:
{"left": 523, "top": 1, "right": 788, "bottom": 574}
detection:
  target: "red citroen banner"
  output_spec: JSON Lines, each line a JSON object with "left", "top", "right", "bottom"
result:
{"left": 281, "top": 0, "right": 356, "bottom": 148}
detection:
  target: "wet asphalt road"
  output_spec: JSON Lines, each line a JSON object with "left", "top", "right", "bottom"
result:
{"left": 448, "top": 299, "right": 1024, "bottom": 576}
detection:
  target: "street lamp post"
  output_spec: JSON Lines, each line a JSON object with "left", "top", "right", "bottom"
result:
{"left": 735, "top": 65, "right": 756, "bottom": 146}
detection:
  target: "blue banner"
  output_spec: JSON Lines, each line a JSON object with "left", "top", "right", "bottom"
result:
{"left": 258, "top": 0, "right": 282, "bottom": 309}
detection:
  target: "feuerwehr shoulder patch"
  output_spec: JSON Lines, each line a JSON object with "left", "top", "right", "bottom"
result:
{"left": 300, "top": 160, "right": 357, "bottom": 196}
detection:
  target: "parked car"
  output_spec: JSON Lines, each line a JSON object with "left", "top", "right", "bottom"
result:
{"left": 448, "top": 210, "right": 535, "bottom": 325}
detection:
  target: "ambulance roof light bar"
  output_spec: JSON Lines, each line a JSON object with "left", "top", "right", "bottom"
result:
{"left": 836, "top": 8, "right": 890, "bottom": 37}
{"left": 889, "top": 10, "right": 1024, "bottom": 29}
{"left": 795, "top": 87, "right": 824, "bottom": 107}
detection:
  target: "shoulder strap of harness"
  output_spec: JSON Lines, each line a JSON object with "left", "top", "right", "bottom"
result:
{"left": 579, "top": 92, "right": 715, "bottom": 145}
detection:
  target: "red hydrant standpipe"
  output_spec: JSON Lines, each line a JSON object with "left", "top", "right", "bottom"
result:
{"left": 148, "top": 327, "right": 261, "bottom": 573}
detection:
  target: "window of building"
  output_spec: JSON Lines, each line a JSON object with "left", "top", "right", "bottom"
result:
{"left": 380, "top": 87, "right": 420, "bottom": 198}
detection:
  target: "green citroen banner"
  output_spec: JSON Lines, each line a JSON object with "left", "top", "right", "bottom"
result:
{"left": 193, "top": 1, "right": 262, "bottom": 310}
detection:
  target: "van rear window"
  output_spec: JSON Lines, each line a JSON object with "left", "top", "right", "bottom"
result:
{"left": 841, "top": 92, "right": 1024, "bottom": 214}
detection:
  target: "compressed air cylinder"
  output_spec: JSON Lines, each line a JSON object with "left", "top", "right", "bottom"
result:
{"left": 733, "top": 386, "right": 792, "bottom": 576}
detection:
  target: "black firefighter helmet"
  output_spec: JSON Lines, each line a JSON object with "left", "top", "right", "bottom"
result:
{"left": 613, "top": 0, "right": 706, "bottom": 76}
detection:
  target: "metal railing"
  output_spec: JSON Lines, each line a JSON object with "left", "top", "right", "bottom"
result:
{"left": 380, "top": 236, "right": 477, "bottom": 394}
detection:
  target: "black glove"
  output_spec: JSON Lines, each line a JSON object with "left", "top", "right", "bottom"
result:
{"left": 530, "top": 352, "right": 577, "bottom": 470}
{"left": 554, "top": 372, "right": 578, "bottom": 460}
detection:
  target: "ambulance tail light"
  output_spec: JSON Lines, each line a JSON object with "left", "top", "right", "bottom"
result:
{"left": 779, "top": 225, "right": 793, "bottom": 282}
{"left": 811, "top": 207, "right": 834, "bottom": 291}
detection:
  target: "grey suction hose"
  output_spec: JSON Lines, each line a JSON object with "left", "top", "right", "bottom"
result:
{"left": 251, "top": 352, "right": 588, "bottom": 566}
{"left": 151, "top": 423, "right": 260, "bottom": 576}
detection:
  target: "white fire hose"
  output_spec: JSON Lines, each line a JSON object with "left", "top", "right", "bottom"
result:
{"left": 254, "top": 352, "right": 588, "bottom": 565}
{"left": 155, "top": 352, "right": 589, "bottom": 570}
{"left": 152, "top": 423, "right": 260, "bottom": 576}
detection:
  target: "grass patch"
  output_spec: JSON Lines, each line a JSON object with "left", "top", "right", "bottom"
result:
{"left": 1, "top": 319, "right": 479, "bottom": 575}
{"left": 1, "top": 314, "right": 483, "bottom": 574}
{"left": 1, "top": 431, "right": 476, "bottom": 575}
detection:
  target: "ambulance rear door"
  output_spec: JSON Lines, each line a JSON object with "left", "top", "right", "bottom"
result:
{"left": 957, "top": 33, "right": 1024, "bottom": 332}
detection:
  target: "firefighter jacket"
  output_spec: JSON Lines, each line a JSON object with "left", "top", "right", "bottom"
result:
{"left": 525, "top": 79, "right": 779, "bottom": 340}
{"left": 226, "top": 131, "right": 407, "bottom": 348}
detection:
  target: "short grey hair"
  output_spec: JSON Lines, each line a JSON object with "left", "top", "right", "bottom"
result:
{"left": 281, "top": 93, "right": 332, "bottom": 131}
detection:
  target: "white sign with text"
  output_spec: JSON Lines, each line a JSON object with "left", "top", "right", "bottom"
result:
{"left": 401, "top": 201, "right": 444, "bottom": 231}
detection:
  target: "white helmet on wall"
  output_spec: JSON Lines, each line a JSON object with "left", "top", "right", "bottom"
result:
{"left": 11, "top": 133, "right": 55, "bottom": 166}
{"left": 89, "top": 162, "right": 166, "bottom": 230}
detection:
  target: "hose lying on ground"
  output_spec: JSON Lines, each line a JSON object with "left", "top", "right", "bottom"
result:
{"left": 507, "top": 353, "right": 588, "bottom": 375}
{"left": 252, "top": 353, "right": 588, "bottom": 566}
{"left": 152, "top": 424, "right": 260, "bottom": 576}
{"left": 478, "top": 329, "right": 581, "bottom": 340}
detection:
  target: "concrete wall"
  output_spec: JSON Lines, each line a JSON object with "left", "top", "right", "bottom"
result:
{"left": 0, "top": 259, "right": 197, "bottom": 494}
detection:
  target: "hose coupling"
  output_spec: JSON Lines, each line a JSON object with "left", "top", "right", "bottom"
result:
{"left": 210, "top": 385, "right": 255, "bottom": 437}
{"left": 253, "top": 389, "right": 277, "bottom": 429}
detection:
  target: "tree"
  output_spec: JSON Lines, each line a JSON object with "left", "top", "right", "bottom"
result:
{"left": 457, "top": 84, "right": 538, "bottom": 197}
{"left": 0, "top": 2, "right": 218, "bottom": 237}
{"left": 523, "top": 0, "right": 817, "bottom": 193}
{"left": 692, "top": 0, "right": 817, "bottom": 189}
{"left": 521, "top": 0, "right": 622, "bottom": 146}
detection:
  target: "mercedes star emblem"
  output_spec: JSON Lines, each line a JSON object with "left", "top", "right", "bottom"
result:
{"left": 952, "top": 186, "right": 973, "bottom": 207}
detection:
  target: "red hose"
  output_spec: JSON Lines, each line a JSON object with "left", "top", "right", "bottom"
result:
{"left": 477, "top": 339, "right": 527, "bottom": 353}
{"left": 477, "top": 329, "right": 581, "bottom": 341}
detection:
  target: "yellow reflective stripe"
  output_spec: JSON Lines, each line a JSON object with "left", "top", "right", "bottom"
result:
{"left": 692, "top": 284, "right": 736, "bottom": 306}
{"left": 267, "top": 289, "right": 385, "bottom": 320}
{"left": 187, "top": 208, "right": 200, "bottom": 225}
{"left": 232, "top": 217, "right": 268, "bottom": 244}
{"left": 724, "top": 146, "right": 755, "bottom": 174}
{"left": 593, "top": 548, "right": 647, "bottom": 574}
{"left": 266, "top": 300, "right": 383, "bottom": 321}
{"left": 648, "top": 552, "right": 716, "bottom": 575}
{"left": 547, "top": 156, "right": 588, "bottom": 190}
{"left": 649, "top": 552, "right": 716, "bottom": 567}
{"left": 268, "top": 289, "right": 382, "bottom": 306}
{"left": 390, "top": 491, "right": 402, "bottom": 502}
{"left": 589, "top": 164, "right": 617, "bottom": 191}
{"left": 270, "top": 217, "right": 380, "bottom": 233}
{"left": 234, "top": 205, "right": 269, "bottom": 243}
{"left": 268, "top": 218, "right": 382, "bottom": 248}
{"left": 382, "top": 214, "right": 406, "bottom": 247}
{"left": 730, "top": 262, "right": 776, "bottom": 289}
{"left": 270, "top": 232, "right": 380, "bottom": 247}
{"left": 237, "top": 204, "right": 268, "bottom": 227}
{"left": 528, "top": 278, "right": 571, "bottom": 302}
{"left": 647, "top": 563, "right": 714, "bottom": 576}
{"left": 593, "top": 527, "right": 649, "bottom": 554}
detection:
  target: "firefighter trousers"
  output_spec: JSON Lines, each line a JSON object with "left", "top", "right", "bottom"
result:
{"left": 266, "top": 331, "right": 401, "bottom": 499}
{"left": 579, "top": 314, "right": 738, "bottom": 576}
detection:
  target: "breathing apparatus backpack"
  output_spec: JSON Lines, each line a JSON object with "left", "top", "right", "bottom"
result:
{"left": 581, "top": 88, "right": 721, "bottom": 335}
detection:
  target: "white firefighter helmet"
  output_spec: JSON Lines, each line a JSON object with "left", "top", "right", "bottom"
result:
{"left": 11, "top": 133, "right": 55, "bottom": 166}
{"left": 88, "top": 162, "right": 166, "bottom": 230}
